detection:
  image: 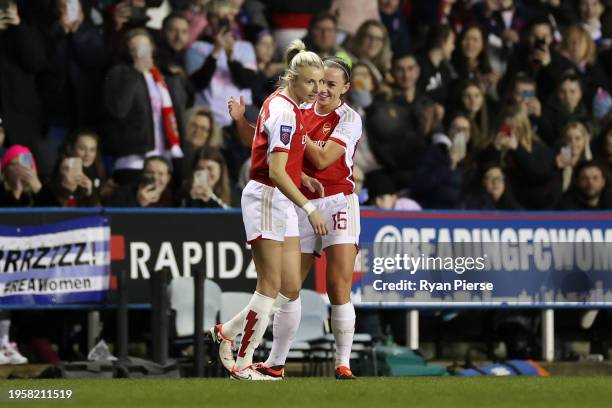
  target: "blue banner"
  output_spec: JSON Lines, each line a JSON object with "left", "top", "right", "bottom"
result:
{"left": 0, "top": 216, "right": 110, "bottom": 305}
{"left": 354, "top": 210, "right": 612, "bottom": 307}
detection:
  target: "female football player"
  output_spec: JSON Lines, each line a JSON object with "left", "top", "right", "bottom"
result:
{"left": 210, "top": 40, "right": 327, "bottom": 381}
{"left": 229, "top": 57, "right": 362, "bottom": 380}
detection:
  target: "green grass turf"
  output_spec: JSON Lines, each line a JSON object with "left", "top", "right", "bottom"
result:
{"left": 0, "top": 377, "right": 611, "bottom": 408}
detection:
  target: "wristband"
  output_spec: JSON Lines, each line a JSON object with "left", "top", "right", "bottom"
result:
{"left": 302, "top": 202, "right": 316, "bottom": 216}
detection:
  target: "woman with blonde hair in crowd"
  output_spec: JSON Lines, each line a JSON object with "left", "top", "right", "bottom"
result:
{"left": 558, "top": 24, "right": 609, "bottom": 105}
{"left": 346, "top": 20, "right": 393, "bottom": 83}
{"left": 556, "top": 121, "right": 594, "bottom": 192}
{"left": 478, "top": 104, "right": 557, "bottom": 209}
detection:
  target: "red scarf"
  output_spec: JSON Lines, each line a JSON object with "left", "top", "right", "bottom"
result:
{"left": 150, "top": 66, "right": 182, "bottom": 157}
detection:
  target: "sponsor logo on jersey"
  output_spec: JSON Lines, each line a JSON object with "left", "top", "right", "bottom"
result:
{"left": 280, "top": 125, "right": 292, "bottom": 145}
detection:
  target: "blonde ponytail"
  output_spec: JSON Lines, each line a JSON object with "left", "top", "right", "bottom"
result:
{"left": 279, "top": 40, "right": 323, "bottom": 87}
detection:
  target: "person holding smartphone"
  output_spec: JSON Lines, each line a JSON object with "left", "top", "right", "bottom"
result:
{"left": 109, "top": 156, "right": 176, "bottom": 207}
{"left": 0, "top": 145, "right": 45, "bottom": 207}
{"left": 104, "top": 28, "right": 185, "bottom": 187}
{"left": 478, "top": 104, "right": 557, "bottom": 209}
{"left": 182, "top": 147, "right": 231, "bottom": 208}
{"left": 37, "top": 155, "right": 100, "bottom": 207}
{"left": 36, "top": 0, "right": 105, "bottom": 179}
{"left": 412, "top": 111, "right": 472, "bottom": 209}
{"left": 185, "top": 0, "right": 257, "bottom": 127}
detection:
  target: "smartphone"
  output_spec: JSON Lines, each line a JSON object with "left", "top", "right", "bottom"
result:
{"left": 66, "top": 0, "right": 81, "bottom": 23}
{"left": 500, "top": 123, "right": 513, "bottom": 136}
{"left": 561, "top": 145, "right": 572, "bottom": 160}
{"left": 218, "top": 17, "right": 230, "bottom": 31}
{"left": 67, "top": 157, "right": 84, "bottom": 176}
{"left": 19, "top": 153, "right": 34, "bottom": 169}
{"left": 520, "top": 89, "right": 536, "bottom": 99}
{"left": 193, "top": 170, "right": 209, "bottom": 188}
{"left": 0, "top": 0, "right": 9, "bottom": 12}
{"left": 129, "top": 5, "right": 148, "bottom": 24}
{"left": 141, "top": 175, "right": 156, "bottom": 188}
{"left": 452, "top": 132, "right": 467, "bottom": 160}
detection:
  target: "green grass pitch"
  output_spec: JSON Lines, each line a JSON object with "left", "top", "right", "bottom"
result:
{"left": 1, "top": 377, "right": 611, "bottom": 408}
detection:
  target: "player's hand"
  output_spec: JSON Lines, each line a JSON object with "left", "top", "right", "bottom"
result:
{"left": 228, "top": 95, "right": 246, "bottom": 121}
{"left": 302, "top": 174, "right": 324, "bottom": 198}
{"left": 308, "top": 209, "right": 328, "bottom": 236}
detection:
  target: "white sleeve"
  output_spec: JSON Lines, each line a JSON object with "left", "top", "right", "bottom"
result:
{"left": 264, "top": 99, "right": 297, "bottom": 153}
{"left": 329, "top": 108, "right": 362, "bottom": 150}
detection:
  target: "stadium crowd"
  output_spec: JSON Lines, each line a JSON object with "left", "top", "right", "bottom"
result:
{"left": 0, "top": 0, "right": 611, "bottom": 212}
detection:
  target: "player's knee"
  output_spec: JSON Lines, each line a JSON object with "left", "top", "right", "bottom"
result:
{"left": 327, "top": 280, "right": 350, "bottom": 304}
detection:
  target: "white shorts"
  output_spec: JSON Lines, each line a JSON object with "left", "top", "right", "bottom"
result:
{"left": 297, "top": 193, "right": 360, "bottom": 254}
{"left": 241, "top": 180, "right": 299, "bottom": 243}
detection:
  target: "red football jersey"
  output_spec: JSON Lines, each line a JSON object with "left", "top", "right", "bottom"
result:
{"left": 301, "top": 102, "right": 362, "bottom": 199}
{"left": 249, "top": 90, "right": 306, "bottom": 187}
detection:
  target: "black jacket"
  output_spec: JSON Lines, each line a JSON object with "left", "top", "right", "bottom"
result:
{"left": 0, "top": 21, "right": 46, "bottom": 146}
{"left": 478, "top": 142, "right": 558, "bottom": 210}
{"left": 38, "top": 19, "right": 106, "bottom": 129}
{"left": 103, "top": 64, "right": 186, "bottom": 157}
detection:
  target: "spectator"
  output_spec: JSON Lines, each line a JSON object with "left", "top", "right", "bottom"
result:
{"left": 106, "top": 0, "right": 157, "bottom": 55}
{"left": 506, "top": 73, "right": 542, "bottom": 132}
{"left": 451, "top": 23, "right": 500, "bottom": 99}
{"left": 251, "top": 30, "right": 284, "bottom": 107}
{"left": 39, "top": 155, "right": 100, "bottom": 207}
{"left": 65, "top": 130, "right": 110, "bottom": 200}
{"left": 182, "top": 0, "right": 209, "bottom": 46}
{"left": 500, "top": 17, "right": 566, "bottom": 104}
{"left": 104, "top": 28, "right": 185, "bottom": 186}
{"left": 594, "top": 120, "right": 612, "bottom": 181}
{"left": 555, "top": 121, "right": 593, "bottom": 192}
{"left": 457, "top": 79, "right": 492, "bottom": 153}
{"left": 346, "top": 19, "right": 392, "bottom": 84}
{"left": 463, "top": 164, "right": 522, "bottom": 210}
{"left": 417, "top": 24, "right": 456, "bottom": 110}
{"left": 365, "top": 53, "right": 428, "bottom": 187}
{"left": 411, "top": 112, "right": 472, "bottom": 209}
{"left": 110, "top": 155, "right": 176, "bottom": 207}
{"left": 556, "top": 160, "right": 612, "bottom": 209}
{"left": 37, "top": 0, "right": 106, "bottom": 179}
{"left": 478, "top": 104, "right": 557, "bottom": 209}
{"left": 186, "top": 0, "right": 256, "bottom": 127}
{"left": 182, "top": 147, "right": 231, "bottom": 208}
{"left": 0, "top": 145, "right": 46, "bottom": 207}
{"left": 579, "top": 0, "right": 608, "bottom": 46}
{"left": 378, "top": 0, "right": 412, "bottom": 56}
{"left": 540, "top": 70, "right": 595, "bottom": 147}
{"left": 350, "top": 61, "right": 386, "bottom": 174}
{"left": 302, "top": 12, "right": 349, "bottom": 59}
{"left": 0, "top": 1, "right": 46, "bottom": 152}
{"left": 365, "top": 169, "right": 422, "bottom": 210}
{"left": 156, "top": 12, "right": 191, "bottom": 77}
{"left": 557, "top": 24, "right": 609, "bottom": 106}
{"left": 485, "top": 0, "right": 530, "bottom": 72}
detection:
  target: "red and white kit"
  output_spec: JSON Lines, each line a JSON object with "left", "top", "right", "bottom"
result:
{"left": 298, "top": 102, "right": 362, "bottom": 253}
{"left": 242, "top": 90, "right": 305, "bottom": 243}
